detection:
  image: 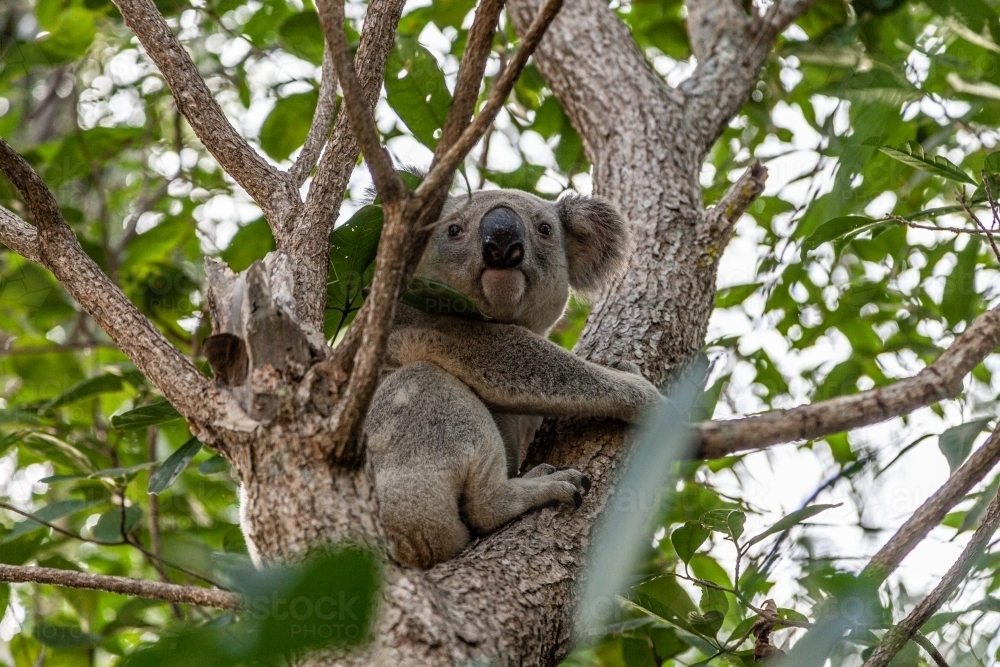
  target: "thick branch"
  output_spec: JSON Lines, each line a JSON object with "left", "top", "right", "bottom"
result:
{"left": 416, "top": 0, "right": 564, "bottom": 199}
{"left": 682, "top": 0, "right": 817, "bottom": 152}
{"left": 860, "top": 425, "right": 1000, "bottom": 584}
{"left": 0, "top": 563, "right": 242, "bottom": 610}
{"left": 695, "top": 307, "right": 1000, "bottom": 458}
{"left": 704, "top": 160, "right": 768, "bottom": 239}
{"left": 316, "top": 0, "right": 405, "bottom": 202}
{"left": 0, "top": 204, "right": 41, "bottom": 262}
{"left": 111, "top": 0, "right": 298, "bottom": 223}
{"left": 0, "top": 139, "right": 240, "bottom": 432}
{"left": 862, "top": 485, "right": 1000, "bottom": 667}
{"left": 289, "top": 50, "right": 339, "bottom": 187}
{"left": 290, "top": 0, "right": 405, "bottom": 329}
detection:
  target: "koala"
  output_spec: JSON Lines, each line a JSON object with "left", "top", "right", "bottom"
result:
{"left": 363, "top": 189, "right": 664, "bottom": 569}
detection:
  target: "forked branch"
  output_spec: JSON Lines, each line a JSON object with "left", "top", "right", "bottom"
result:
{"left": 110, "top": 0, "right": 298, "bottom": 223}
{"left": 290, "top": 50, "right": 340, "bottom": 187}
{"left": 862, "top": 484, "right": 1000, "bottom": 667}
{"left": 0, "top": 139, "right": 224, "bottom": 428}
{"left": 0, "top": 563, "right": 242, "bottom": 610}
{"left": 696, "top": 307, "right": 1000, "bottom": 458}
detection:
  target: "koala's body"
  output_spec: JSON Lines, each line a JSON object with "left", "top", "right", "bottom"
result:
{"left": 364, "top": 190, "right": 663, "bottom": 569}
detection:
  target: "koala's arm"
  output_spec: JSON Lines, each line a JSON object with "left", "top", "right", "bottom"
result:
{"left": 388, "top": 318, "right": 663, "bottom": 423}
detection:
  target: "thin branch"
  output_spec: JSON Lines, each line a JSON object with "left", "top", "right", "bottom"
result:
{"left": 695, "top": 307, "right": 1000, "bottom": 458}
{"left": 0, "top": 139, "right": 231, "bottom": 429}
{"left": 110, "top": 0, "right": 298, "bottom": 223}
{"left": 316, "top": 0, "right": 406, "bottom": 202}
{"left": 434, "top": 0, "right": 505, "bottom": 156}
{"left": 705, "top": 160, "right": 768, "bottom": 237}
{"left": 859, "top": 424, "right": 1000, "bottom": 586}
{"left": 862, "top": 485, "right": 1000, "bottom": 667}
{"left": 290, "top": 50, "right": 339, "bottom": 187}
{"left": 0, "top": 204, "right": 41, "bottom": 262}
{"left": 887, "top": 214, "right": 998, "bottom": 238}
{"left": 416, "top": 0, "right": 565, "bottom": 200}
{"left": 0, "top": 342, "right": 120, "bottom": 356}
{"left": 291, "top": 0, "right": 405, "bottom": 329}
{"left": 0, "top": 563, "right": 242, "bottom": 610}
{"left": 910, "top": 634, "right": 952, "bottom": 667}
{"left": 958, "top": 191, "right": 1000, "bottom": 263}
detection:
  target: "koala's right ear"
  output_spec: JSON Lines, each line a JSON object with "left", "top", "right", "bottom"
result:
{"left": 557, "top": 194, "right": 633, "bottom": 296}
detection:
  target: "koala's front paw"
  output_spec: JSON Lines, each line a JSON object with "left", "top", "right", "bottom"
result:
{"left": 611, "top": 359, "right": 643, "bottom": 376}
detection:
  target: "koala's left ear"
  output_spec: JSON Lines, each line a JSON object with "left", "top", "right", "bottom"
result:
{"left": 557, "top": 194, "right": 633, "bottom": 295}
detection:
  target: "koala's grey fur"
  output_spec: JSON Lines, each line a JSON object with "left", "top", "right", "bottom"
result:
{"left": 364, "top": 189, "right": 663, "bottom": 569}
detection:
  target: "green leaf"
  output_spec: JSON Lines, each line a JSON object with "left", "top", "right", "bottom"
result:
{"left": 33, "top": 623, "right": 101, "bottom": 649}
{"left": 671, "top": 521, "right": 711, "bottom": 564}
{"left": 277, "top": 11, "right": 325, "bottom": 65}
{"left": 715, "top": 283, "right": 760, "bottom": 308}
{"left": 687, "top": 610, "right": 724, "bottom": 638}
{"left": 38, "top": 7, "right": 96, "bottom": 61}
{"left": 700, "top": 509, "right": 746, "bottom": 542}
{"left": 939, "top": 419, "right": 992, "bottom": 474}
{"left": 384, "top": 37, "right": 452, "bottom": 148}
{"left": 1, "top": 499, "right": 101, "bottom": 543}
{"left": 802, "top": 216, "right": 889, "bottom": 254}
{"left": 92, "top": 505, "right": 142, "bottom": 543}
{"left": 746, "top": 503, "right": 843, "bottom": 546}
{"left": 958, "top": 475, "right": 1000, "bottom": 533}
{"left": 220, "top": 218, "right": 276, "bottom": 273}
{"left": 198, "top": 454, "right": 230, "bottom": 475}
{"left": 877, "top": 142, "right": 976, "bottom": 184}
{"left": 631, "top": 575, "right": 699, "bottom": 633}
{"left": 148, "top": 437, "right": 202, "bottom": 494}
{"left": 0, "top": 583, "right": 9, "bottom": 619}
{"left": 942, "top": 237, "right": 982, "bottom": 327}
{"left": 259, "top": 91, "right": 320, "bottom": 162}
{"left": 111, "top": 400, "right": 181, "bottom": 430}
{"left": 20, "top": 433, "right": 95, "bottom": 474}
{"left": 40, "top": 373, "right": 124, "bottom": 412}
{"left": 401, "top": 277, "right": 489, "bottom": 320}
{"left": 482, "top": 164, "right": 546, "bottom": 192}
{"left": 698, "top": 585, "right": 729, "bottom": 616}
{"left": 326, "top": 205, "right": 385, "bottom": 337}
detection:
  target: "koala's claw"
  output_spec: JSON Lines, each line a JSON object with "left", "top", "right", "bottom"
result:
{"left": 573, "top": 491, "right": 583, "bottom": 509}
{"left": 581, "top": 476, "right": 592, "bottom": 493}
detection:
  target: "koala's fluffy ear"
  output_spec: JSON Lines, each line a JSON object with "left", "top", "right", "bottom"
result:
{"left": 557, "top": 194, "right": 633, "bottom": 295}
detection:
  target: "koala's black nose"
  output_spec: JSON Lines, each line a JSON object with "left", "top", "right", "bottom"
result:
{"left": 481, "top": 207, "right": 524, "bottom": 269}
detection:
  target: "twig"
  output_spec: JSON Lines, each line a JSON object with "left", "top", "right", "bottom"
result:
{"left": 887, "top": 214, "right": 998, "bottom": 237}
{"left": 0, "top": 139, "right": 237, "bottom": 429}
{"left": 315, "top": 0, "right": 406, "bottom": 202}
{"left": 290, "top": 49, "right": 339, "bottom": 186}
{"left": 0, "top": 563, "right": 242, "bottom": 610}
{"left": 695, "top": 307, "right": 1000, "bottom": 458}
{"left": 416, "top": 0, "right": 564, "bottom": 200}
{"left": 861, "top": 423, "right": 1000, "bottom": 585}
{"left": 705, "top": 160, "right": 768, "bottom": 239}
{"left": 0, "top": 501, "right": 121, "bottom": 546}
{"left": 862, "top": 486, "right": 1000, "bottom": 667}
{"left": 109, "top": 0, "right": 297, "bottom": 223}
{"left": 958, "top": 191, "right": 1000, "bottom": 263}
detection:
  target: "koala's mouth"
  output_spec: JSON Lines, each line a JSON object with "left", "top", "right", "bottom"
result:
{"left": 479, "top": 268, "right": 527, "bottom": 317}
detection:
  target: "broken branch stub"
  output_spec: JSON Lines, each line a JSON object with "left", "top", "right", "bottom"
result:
{"left": 205, "top": 253, "right": 323, "bottom": 421}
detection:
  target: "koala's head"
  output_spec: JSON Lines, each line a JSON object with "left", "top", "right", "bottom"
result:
{"left": 415, "top": 189, "right": 633, "bottom": 333}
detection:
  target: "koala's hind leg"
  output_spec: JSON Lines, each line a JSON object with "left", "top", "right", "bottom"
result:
{"left": 461, "top": 447, "right": 591, "bottom": 535}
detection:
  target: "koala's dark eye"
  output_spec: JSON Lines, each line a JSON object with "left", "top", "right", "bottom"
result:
{"left": 447, "top": 224, "right": 463, "bottom": 238}
{"left": 538, "top": 223, "right": 552, "bottom": 236}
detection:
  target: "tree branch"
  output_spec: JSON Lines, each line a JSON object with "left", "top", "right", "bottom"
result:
{"left": 0, "top": 563, "right": 242, "bottom": 610}
{"left": 110, "top": 0, "right": 298, "bottom": 223}
{"left": 434, "top": 0, "right": 505, "bottom": 155}
{"left": 860, "top": 424, "right": 1000, "bottom": 585}
{"left": 290, "top": 0, "right": 406, "bottom": 329}
{"left": 862, "top": 485, "right": 1000, "bottom": 667}
{"left": 316, "top": 0, "right": 406, "bottom": 203}
{"left": 704, "top": 160, "right": 768, "bottom": 239}
{"left": 289, "top": 50, "right": 339, "bottom": 187}
{"left": 0, "top": 204, "right": 41, "bottom": 262}
{"left": 695, "top": 307, "right": 1000, "bottom": 458}
{"left": 416, "top": 0, "right": 564, "bottom": 200}
{"left": 0, "top": 139, "right": 246, "bottom": 433}
{"left": 681, "top": 0, "right": 817, "bottom": 152}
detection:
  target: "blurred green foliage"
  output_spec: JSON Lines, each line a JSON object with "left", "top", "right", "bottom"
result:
{"left": 1, "top": 0, "right": 1000, "bottom": 664}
